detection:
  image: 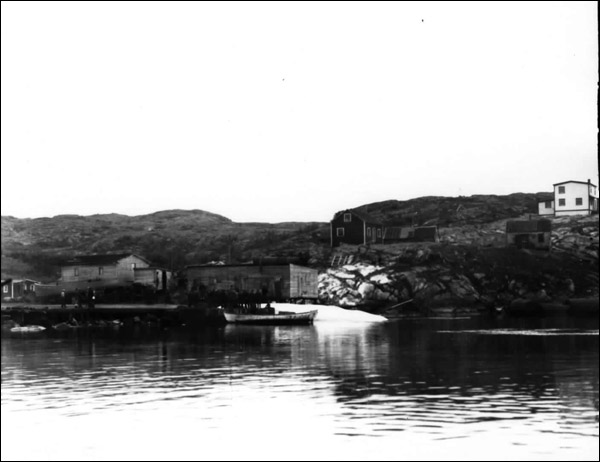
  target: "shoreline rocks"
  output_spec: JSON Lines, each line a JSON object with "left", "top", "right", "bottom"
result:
{"left": 319, "top": 216, "right": 598, "bottom": 316}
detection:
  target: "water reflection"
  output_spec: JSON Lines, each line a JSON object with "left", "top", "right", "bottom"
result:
{"left": 1, "top": 317, "right": 598, "bottom": 460}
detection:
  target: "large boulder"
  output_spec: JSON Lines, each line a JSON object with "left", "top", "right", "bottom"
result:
{"left": 357, "top": 282, "right": 375, "bottom": 298}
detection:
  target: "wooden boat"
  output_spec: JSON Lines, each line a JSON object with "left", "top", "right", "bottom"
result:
{"left": 10, "top": 325, "right": 46, "bottom": 333}
{"left": 223, "top": 309, "right": 318, "bottom": 325}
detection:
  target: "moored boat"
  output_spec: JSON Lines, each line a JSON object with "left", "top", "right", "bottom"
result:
{"left": 223, "top": 309, "right": 318, "bottom": 325}
{"left": 10, "top": 325, "right": 46, "bottom": 333}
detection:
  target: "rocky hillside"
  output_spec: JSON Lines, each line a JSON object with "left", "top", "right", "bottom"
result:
{"left": 2, "top": 193, "right": 596, "bottom": 308}
{"left": 354, "top": 193, "right": 553, "bottom": 226}
{"left": 1, "top": 210, "right": 329, "bottom": 281}
{"left": 319, "top": 214, "right": 599, "bottom": 315}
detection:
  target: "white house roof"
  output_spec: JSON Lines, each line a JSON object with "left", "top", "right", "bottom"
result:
{"left": 553, "top": 180, "right": 597, "bottom": 187}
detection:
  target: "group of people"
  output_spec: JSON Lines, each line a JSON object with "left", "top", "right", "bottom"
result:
{"left": 187, "top": 284, "right": 272, "bottom": 309}
{"left": 60, "top": 287, "right": 96, "bottom": 309}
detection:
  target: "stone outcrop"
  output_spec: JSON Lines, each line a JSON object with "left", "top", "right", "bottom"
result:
{"left": 551, "top": 216, "right": 599, "bottom": 260}
{"left": 319, "top": 215, "right": 598, "bottom": 316}
{"left": 319, "top": 259, "right": 482, "bottom": 312}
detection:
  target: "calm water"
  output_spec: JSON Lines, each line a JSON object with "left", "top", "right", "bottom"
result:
{"left": 2, "top": 316, "right": 598, "bottom": 461}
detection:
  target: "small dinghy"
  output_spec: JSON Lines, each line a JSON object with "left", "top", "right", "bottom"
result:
{"left": 10, "top": 325, "right": 46, "bottom": 333}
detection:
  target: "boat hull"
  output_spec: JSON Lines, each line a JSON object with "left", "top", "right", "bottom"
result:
{"left": 10, "top": 325, "right": 46, "bottom": 333}
{"left": 223, "top": 310, "right": 317, "bottom": 325}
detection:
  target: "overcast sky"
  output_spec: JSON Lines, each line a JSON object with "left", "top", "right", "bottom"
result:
{"left": 1, "top": 2, "right": 597, "bottom": 223}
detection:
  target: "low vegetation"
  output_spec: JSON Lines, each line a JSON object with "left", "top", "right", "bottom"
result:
{"left": 2, "top": 193, "right": 597, "bottom": 316}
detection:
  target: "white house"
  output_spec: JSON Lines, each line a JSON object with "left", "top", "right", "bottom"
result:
{"left": 538, "top": 180, "right": 598, "bottom": 217}
{"left": 538, "top": 198, "right": 555, "bottom": 216}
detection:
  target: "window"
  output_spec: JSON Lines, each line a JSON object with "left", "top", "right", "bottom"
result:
{"left": 538, "top": 233, "right": 544, "bottom": 243}
{"left": 98, "top": 267, "right": 104, "bottom": 276}
{"left": 31, "top": 285, "right": 36, "bottom": 292}
{"left": 131, "top": 263, "right": 136, "bottom": 270}
{"left": 575, "top": 197, "right": 582, "bottom": 206}
{"left": 558, "top": 199, "right": 565, "bottom": 206}
{"left": 367, "top": 227, "right": 372, "bottom": 237}
{"left": 74, "top": 268, "right": 79, "bottom": 277}
{"left": 2, "top": 285, "right": 7, "bottom": 293}
{"left": 336, "top": 227, "right": 345, "bottom": 237}
{"left": 343, "top": 213, "right": 352, "bottom": 222}
{"left": 377, "top": 229, "right": 381, "bottom": 238}
{"left": 558, "top": 186, "right": 565, "bottom": 194}
{"left": 545, "top": 201, "right": 552, "bottom": 209}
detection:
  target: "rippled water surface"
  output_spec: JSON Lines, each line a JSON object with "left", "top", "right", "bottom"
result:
{"left": 2, "top": 316, "right": 598, "bottom": 460}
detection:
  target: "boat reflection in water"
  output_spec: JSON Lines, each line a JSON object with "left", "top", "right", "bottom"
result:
{"left": 1, "top": 316, "right": 598, "bottom": 460}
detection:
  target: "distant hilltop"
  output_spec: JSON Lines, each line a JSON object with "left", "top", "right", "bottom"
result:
{"left": 353, "top": 192, "right": 554, "bottom": 227}
{"left": 1, "top": 209, "right": 233, "bottom": 224}
{"left": 1, "top": 193, "right": 555, "bottom": 281}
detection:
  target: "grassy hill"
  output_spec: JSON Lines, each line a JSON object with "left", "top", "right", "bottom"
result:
{"left": 1, "top": 210, "right": 329, "bottom": 282}
{"left": 1, "top": 192, "right": 559, "bottom": 282}
{"left": 354, "top": 192, "right": 553, "bottom": 226}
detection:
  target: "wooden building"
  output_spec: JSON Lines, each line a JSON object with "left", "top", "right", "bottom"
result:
{"left": 330, "top": 210, "right": 384, "bottom": 247}
{"left": 60, "top": 253, "right": 151, "bottom": 287}
{"left": 382, "top": 226, "right": 439, "bottom": 244}
{"left": 186, "top": 263, "right": 318, "bottom": 301}
{"left": 506, "top": 219, "right": 552, "bottom": 250}
{"left": 538, "top": 179, "right": 599, "bottom": 217}
{"left": 330, "top": 208, "right": 440, "bottom": 247}
{"left": 537, "top": 198, "right": 555, "bottom": 217}
{"left": 1, "top": 278, "right": 39, "bottom": 300}
{"left": 134, "top": 267, "right": 172, "bottom": 291}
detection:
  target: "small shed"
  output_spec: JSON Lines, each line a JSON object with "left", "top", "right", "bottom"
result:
{"left": 1, "top": 278, "right": 39, "bottom": 300}
{"left": 506, "top": 219, "right": 552, "bottom": 250}
{"left": 383, "top": 226, "right": 439, "bottom": 244}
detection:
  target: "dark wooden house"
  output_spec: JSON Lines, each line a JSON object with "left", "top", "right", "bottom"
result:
{"left": 330, "top": 210, "right": 384, "bottom": 247}
{"left": 186, "top": 263, "right": 318, "bottom": 301}
{"left": 505, "top": 219, "right": 552, "bottom": 250}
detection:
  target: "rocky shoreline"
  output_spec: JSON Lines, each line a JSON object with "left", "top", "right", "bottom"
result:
{"left": 319, "top": 216, "right": 598, "bottom": 318}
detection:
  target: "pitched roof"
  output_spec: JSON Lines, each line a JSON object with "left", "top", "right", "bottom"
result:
{"left": 333, "top": 209, "right": 382, "bottom": 225}
{"left": 65, "top": 253, "right": 150, "bottom": 266}
{"left": 383, "top": 227, "right": 414, "bottom": 240}
{"left": 383, "top": 226, "right": 438, "bottom": 241}
{"left": 506, "top": 220, "right": 552, "bottom": 233}
{"left": 553, "top": 180, "right": 597, "bottom": 187}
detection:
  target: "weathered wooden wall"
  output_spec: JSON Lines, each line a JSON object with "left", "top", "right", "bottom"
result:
{"left": 331, "top": 212, "right": 384, "bottom": 247}
{"left": 331, "top": 213, "right": 365, "bottom": 247}
{"left": 187, "top": 264, "right": 318, "bottom": 300}
{"left": 60, "top": 256, "right": 150, "bottom": 284}
{"left": 134, "top": 268, "right": 171, "bottom": 290}
{"left": 289, "top": 264, "right": 318, "bottom": 298}
{"left": 506, "top": 231, "right": 552, "bottom": 250}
